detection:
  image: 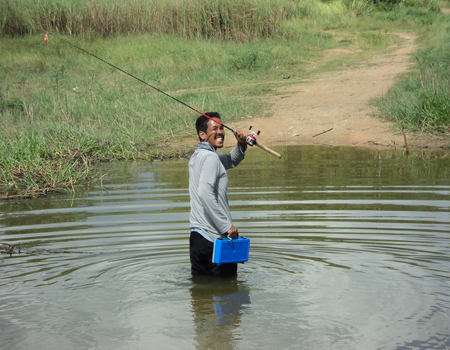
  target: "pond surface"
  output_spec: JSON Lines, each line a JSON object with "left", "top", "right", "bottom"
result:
{"left": 1, "top": 145, "right": 449, "bottom": 350}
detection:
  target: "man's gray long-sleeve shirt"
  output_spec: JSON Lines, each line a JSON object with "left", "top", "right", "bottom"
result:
{"left": 189, "top": 141, "right": 246, "bottom": 241}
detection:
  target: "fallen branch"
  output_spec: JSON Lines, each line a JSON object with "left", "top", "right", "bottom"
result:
{"left": 312, "top": 128, "right": 333, "bottom": 138}
{"left": 367, "top": 140, "right": 389, "bottom": 147}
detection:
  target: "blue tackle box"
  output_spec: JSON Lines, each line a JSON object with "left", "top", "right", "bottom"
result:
{"left": 212, "top": 237, "right": 250, "bottom": 266}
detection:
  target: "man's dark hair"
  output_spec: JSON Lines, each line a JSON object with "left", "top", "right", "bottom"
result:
{"left": 196, "top": 112, "right": 221, "bottom": 141}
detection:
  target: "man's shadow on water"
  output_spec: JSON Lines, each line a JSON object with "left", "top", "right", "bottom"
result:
{"left": 189, "top": 275, "right": 251, "bottom": 350}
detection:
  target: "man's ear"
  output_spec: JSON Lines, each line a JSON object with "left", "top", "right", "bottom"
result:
{"left": 199, "top": 131, "right": 206, "bottom": 142}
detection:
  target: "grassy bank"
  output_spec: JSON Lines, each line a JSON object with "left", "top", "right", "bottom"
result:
{"left": 1, "top": 0, "right": 449, "bottom": 198}
{"left": 372, "top": 19, "right": 450, "bottom": 133}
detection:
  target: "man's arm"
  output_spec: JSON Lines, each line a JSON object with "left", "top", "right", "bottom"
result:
{"left": 219, "top": 129, "right": 249, "bottom": 169}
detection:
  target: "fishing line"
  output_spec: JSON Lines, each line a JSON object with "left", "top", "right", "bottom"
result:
{"left": 44, "top": 32, "right": 282, "bottom": 158}
{"left": 44, "top": 32, "right": 236, "bottom": 133}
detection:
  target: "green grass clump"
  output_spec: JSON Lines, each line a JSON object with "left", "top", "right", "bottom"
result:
{"left": 0, "top": 133, "right": 91, "bottom": 196}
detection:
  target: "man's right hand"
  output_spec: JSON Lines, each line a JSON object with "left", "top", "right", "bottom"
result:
{"left": 234, "top": 129, "right": 250, "bottom": 149}
{"left": 227, "top": 225, "right": 238, "bottom": 239}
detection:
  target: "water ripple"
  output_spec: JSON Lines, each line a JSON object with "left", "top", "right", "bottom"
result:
{"left": 1, "top": 146, "right": 449, "bottom": 350}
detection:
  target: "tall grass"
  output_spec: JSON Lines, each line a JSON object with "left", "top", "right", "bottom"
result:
{"left": 1, "top": 0, "right": 317, "bottom": 40}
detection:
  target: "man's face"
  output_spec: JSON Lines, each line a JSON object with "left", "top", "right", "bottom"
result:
{"left": 199, "top": 118, "right": 225, "bottom": 149}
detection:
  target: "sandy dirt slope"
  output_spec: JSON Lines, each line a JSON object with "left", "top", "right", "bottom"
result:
{"left": 221, "top": 32, "right": 449, "bottom": 151}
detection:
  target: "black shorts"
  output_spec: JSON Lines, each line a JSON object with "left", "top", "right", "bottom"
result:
{"left": 189, "top": 231, "right": 237, "bottom": 277}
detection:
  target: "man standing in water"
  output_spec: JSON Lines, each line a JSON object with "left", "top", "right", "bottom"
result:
{"left": 189, "top": 112, "right": 249, "bottom": 276}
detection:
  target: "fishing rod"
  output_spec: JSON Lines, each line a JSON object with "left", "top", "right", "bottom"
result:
{"left": 44, "top": 32, "right": 281, "bottom": 159}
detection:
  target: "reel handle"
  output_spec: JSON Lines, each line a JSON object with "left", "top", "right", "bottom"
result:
{"left": 254, "top": 141, "right": 282, "bottom": 159}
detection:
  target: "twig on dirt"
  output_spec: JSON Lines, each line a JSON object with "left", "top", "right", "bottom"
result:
{"left": 312, "top": 128, "right": 333, "bottom": 138}
{"left": 367, "top": 141, "right": 389, "bottom": 147}
{"left": 429, "top": 130, "right": 448, "bottom": 137}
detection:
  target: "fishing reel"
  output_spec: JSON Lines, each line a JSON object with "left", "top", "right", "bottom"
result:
{"left": 246, "top": 126, "right": 260, "bottom": 147}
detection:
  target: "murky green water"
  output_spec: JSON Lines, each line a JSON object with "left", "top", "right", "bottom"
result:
{"left": 1, "top": 145, "right": 449, "bottom": 350}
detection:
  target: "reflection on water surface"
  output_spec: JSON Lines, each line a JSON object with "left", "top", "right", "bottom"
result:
{"left": 1, "top": 145, "right": 449, "bottom": 350}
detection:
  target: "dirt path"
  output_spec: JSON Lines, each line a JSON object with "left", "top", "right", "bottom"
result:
{"left": 223, "top": 32, "right": 448, "bottom": 151}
